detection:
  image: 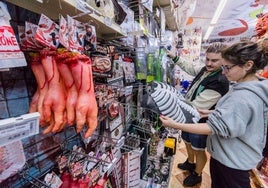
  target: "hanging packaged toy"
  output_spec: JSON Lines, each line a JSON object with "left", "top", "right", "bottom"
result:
{"left": 35, "top": 14, "right": 60, "bottom": 49}
{"left": 122, "top": 56, "right": 136, "bottom": 84}
{"left": 107, "top": 54, "right": 124, "bottom": 87}
{"left": 67, "top": 15, "right": 86, "bottom": 52}
{"left": 90, "top": 44, "right": 113, "bottom": 78}
{"left": 84, "top": 24, "right": 97, "bottom": 52}
{"left": 17, "top": 25, "right": 30, "bottom": 51}
{"left": 59, "top": 15, "right": 69, "bottom": 49}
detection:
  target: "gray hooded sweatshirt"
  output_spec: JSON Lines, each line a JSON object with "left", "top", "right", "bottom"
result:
{"left": 206, "top": 79, "right": 268, "bottom": 170}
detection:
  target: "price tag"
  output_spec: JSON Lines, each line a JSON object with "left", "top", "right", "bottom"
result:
{"left": 0, "top": 112, "right": 40, "bottom": 147}
{"left": 125, "top": 86, "right": 133, "bottom": 96}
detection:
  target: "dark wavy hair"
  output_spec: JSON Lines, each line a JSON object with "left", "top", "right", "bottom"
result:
{"left": 221, "top": 40, "right": 268, "bottom": 74}
{"left": 206, "top": 42, "right": 228, "bottom": 53}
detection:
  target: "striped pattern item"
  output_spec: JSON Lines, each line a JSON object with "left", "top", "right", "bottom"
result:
{"left": 142, "top": 81, "right": 200, "bottom": 123}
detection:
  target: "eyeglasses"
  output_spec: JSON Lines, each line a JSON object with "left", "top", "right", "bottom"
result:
{"left": 221, "top": 64, "right": 237, "bottom": 72}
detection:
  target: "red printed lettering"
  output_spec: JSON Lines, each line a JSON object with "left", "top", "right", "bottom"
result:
{"left": 0, "top": 36, "right": 18, "bottom": 46}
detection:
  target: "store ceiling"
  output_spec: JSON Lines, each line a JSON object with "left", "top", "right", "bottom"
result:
{"left": 5, "top": 0, "right": 268, "bottom": 41}
{"left": 182, "top": 0, "right": 268, "bottom": 40}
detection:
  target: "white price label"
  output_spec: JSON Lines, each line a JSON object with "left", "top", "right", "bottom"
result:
{"left": 0, "top": 112, "right": 40, "bottom": 147}
{"left": 125, "top": 86, "right": 133, "bottom": 96}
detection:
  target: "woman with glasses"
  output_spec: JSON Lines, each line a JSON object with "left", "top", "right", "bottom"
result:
{"left": 168, "top": 42, "right": 229, "bottom": 186}
{"left": 161, "top": 40, "right": 268, "bottom": 188}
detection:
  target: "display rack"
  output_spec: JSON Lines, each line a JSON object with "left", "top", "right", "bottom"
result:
{"left": 120, "top": 102, "right": 176, "bottom": 188}
{"left": 5, "top": 0, "right": 125, "bottom": 40}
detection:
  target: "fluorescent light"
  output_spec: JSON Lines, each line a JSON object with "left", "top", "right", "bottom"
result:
{"left": 203, "top": 0, "right": 228, "bottom": 40}
{"left": 211, "top": 0, "right": 228, "bottom": 24}
{"left": 204, "top": 25, "right": 214, "bottom": 40}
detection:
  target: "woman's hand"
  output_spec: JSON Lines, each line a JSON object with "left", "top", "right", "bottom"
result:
{"left": 197, "top": 109, "right": 213, "bottom": 118}
{"left": 159, "top": 115, "right": 178, "bottom": 129}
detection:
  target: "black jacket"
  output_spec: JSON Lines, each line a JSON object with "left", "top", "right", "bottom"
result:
{"left": 188, "top": 67, "right": 229, "bottom": 122}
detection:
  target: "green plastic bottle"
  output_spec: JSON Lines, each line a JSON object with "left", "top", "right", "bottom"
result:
{"left": 146, "top": 53, "right": 155, "bottom": 82}
{"left": 156, "top": 47, "right": 165, "bottom": 82}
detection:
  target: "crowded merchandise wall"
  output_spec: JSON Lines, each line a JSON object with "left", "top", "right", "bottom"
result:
{"left": 0, "top": 1, "right": 183, "bottom": 187}
{"left": 1, "top": 0, "right": 268, "bottom": 187}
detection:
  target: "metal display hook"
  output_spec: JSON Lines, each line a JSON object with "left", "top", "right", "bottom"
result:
{"left": 127, "top": 0, "right": 151, "bottom": 9}
{"left": 19, "top": 163, "right": 51, "bottom": 188}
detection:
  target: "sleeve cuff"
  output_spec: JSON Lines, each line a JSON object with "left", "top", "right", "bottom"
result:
{"left": 172, "top": 56, "right": 179, "bottom": 63}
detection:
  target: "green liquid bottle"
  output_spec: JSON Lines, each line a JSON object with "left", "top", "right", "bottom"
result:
{"left": 146, "top": 53, "right": 155, "bottom": 82}
{"left": 156, "top": 48, "right": 165, "bottom": 82}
